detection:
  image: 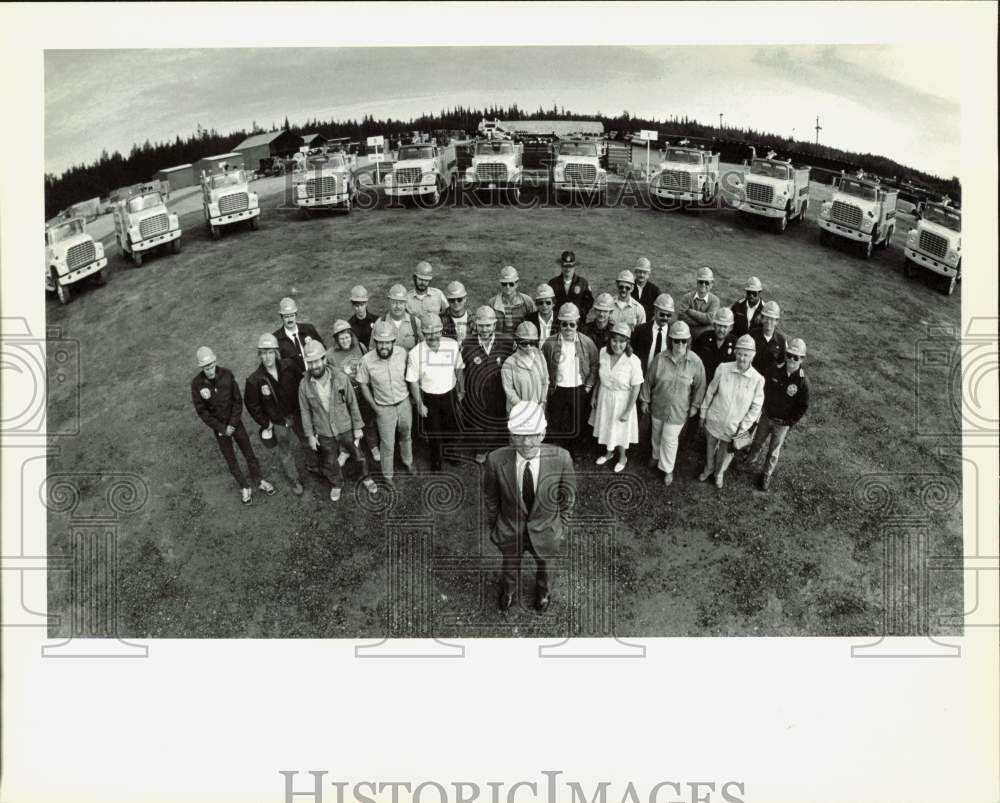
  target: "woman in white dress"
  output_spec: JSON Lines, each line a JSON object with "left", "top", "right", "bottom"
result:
{"left": 588, "top": 322, "right": 644, "bottom": 472}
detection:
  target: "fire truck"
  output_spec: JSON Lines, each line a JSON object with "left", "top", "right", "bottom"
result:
{"left": 818, "top": 173, "right": 898, "bottom": 259}
{"left": 904, "top": 201, "right": 962, "bottom": 295}
{"left": 112, "top": 188, "right": 181, "bottom": 266}
{"left": 201, "top": 168, "right": 260, "bottom": 239}
{"left": 45, "top": 217, "right": 108, "bottom": 304}
{"left": 734, "top": 151, "right": 811, "bottom": 233}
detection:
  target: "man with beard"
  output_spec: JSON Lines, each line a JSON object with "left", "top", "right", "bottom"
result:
{"left": 298, "top": 340, "right": 377, "bottom": 502}
{"left": 461, "top": 306, "right": 513, "bottom": 463}
{"left": 356, "top": 321, "right": 416, "bottom": 487}
{"left": 548, "top": 249, "right": 594, "bottom": 323}
{"left": 243, "top": 333, "right": 306, "bottom": 496}
{"left": 581, "top": 292, "right": 616, "bottom": 351}
{"left": 406, "top": 312, "right": 465, "bottom": 472}
{"left": 406, "top": 260, "right": 448, "bottom": 317}
{"left": 191, "top": 346, "right": 276, "bottom": 506}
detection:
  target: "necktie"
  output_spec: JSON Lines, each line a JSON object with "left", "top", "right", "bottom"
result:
{"left": 654, "top": 326, "right": 664, "bottom": 358}
{"left": 522, "top": 461, "right": 535, "bottom": 511}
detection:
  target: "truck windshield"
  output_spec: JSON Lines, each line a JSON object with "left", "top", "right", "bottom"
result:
{"left": 398, "top": 146, "right": 435, "bottom": 160}
{"left": 838, "top": 179, "right": 877, "bottom": 201}
{"left": 923, "top": 205, "right": 961, "bottom": 231}
{"left": 664, "top": 148, "right": 702, "bottom": 165}
{"left": 210, "top": 172, "right": 244, "bottom": 189}
{"left": 48, "top": 219, "right": 84, "bottom": 242}
{"left": 750, "top": 160, "right": 790, "bottom": 180}
{"left": 476, "top": 142, "right": 514, "bottom": 155}
{"left": 126, "top": 193, "right": 163, "bottom": 213}
{"left": 558, "top": 143, "right": 598, "bottom": 157}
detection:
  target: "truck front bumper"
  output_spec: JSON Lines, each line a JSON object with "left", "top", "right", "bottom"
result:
{"left": 296, "top": 193, "right": 351, "bottom": 208}
{"left": 552, "top": 181, "right": 605, "bottom": 194}
{"left": 737, "top": 201, "right": 785, "bottom": 219}
{"left": 131, "top": 228, "right": 181, "bottom": 253}
{"left": 59, "top": 257, "right": 108, "bottom": 286}
{"left": 818, "top": 218, "right": 871, "bottom": 243}
{"left": 208, "top": 208, "right": 260, "bottom": 227}
{"left": 651, "top": 187, "right": 701, "bottom": 202}
{"left": 385, "top": 185, "right": 436, "bottom": 197}
{"left": 468, "top": 180, "right": 521, "bottom": 192}
{"left": 904, "top": 246, "right": 958, "bottom": 278}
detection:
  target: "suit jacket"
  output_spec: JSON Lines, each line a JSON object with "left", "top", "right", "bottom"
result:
{"left": 272, "top": 323, "right": 326, "bottom": 372}
{"left": 523, "top": 310, "right": 558, "bottom": 345}
{"left": 730, "top": 299, "right": 765, "bottom": 339}
{"left": 484, "top": 444, "right": 576, "bottom": 558}
{"left": 630, "top": 320, "right": 670, "bottom": 376}
{"left": 548, "top": 273, "right": 594, "bottom": 322}
{"left": 631, "top": 281, "right": 662, "bottom": 323}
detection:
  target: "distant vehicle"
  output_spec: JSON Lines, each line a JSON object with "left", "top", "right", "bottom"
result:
{"left": 818, "top": 174, "right": 897, "bottom": 259}
{"left": 650, "top": 142, "right": 721, "bottom": 206}
{"left": 201, "top": 169, "right": 260, "bottom": 239}
{"left": 294, "top": 153, "right": 356, "bottom": 215}
{"left": 45, "top": 217, "right": 108, "bottom": 305}
{"left": 112, "top": 189, "right": 181, "bottom": 267}
{"left": 734, "top": 152, "right": 811, "bottom": 233}
{"left": 464, "top": 139, "right": 524, "bottom": 201}
{"left": 551, "top": 140, "right": 607, "bottom": 201}
{"left": 904, "top": 201, "right": 962, "bottom": 295}
{"left": 383, "top": 143, "right": 457, "bottom": 204}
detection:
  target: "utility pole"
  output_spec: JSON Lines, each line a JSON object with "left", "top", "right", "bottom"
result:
{"left": 815, "top": 115, "right": 822, "bottom": 146}
{"left": 719, "top": 113, "right": 723, "bottom": 130}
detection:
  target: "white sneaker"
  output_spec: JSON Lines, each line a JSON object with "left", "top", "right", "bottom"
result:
{"left": 329, "top": 487, "right": 342, "bottom": 502}
{"left": 258, "top": 479, "right": 276, "bottom": 495}
{"left": 362, "top": 477, "right": 378, "bottom": 494}
{"left": 371, "top": 446, "right": 381, "bottom": 463}
{"left": 240, "top": 488, "right": 252, "bottom": 505}
{"left": 337, "top": 450, "right": 349, "bottom": 467}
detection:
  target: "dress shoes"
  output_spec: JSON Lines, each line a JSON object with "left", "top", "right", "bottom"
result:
{"left": 497, "top": 589, "right": 515, "bottom": 612}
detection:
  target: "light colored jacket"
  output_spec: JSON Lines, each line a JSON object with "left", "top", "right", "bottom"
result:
{"left": 700, "top": 361, "right": 764, "bottom": 440}
{"left": 298, "top": 367, "right": 363, "bottom": 438}
{"left": 641, "top": 350, "right": 707, "bottom": 424}
{"left": 501, "top": 347, "right": 549, "bottom": 412}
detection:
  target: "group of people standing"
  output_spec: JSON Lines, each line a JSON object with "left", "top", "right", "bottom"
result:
{"left": 191, "top": 251, "right": 810, "bottom": 507}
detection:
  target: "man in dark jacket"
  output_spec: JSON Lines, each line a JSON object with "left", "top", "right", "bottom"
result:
{"left": 693, "top": 307, "right": 738, "bottom": 383}
{"left": 630, "top": 257, "right": 662, "bottom": 323}
{"left": 461, "top": 306, "right": 514, "bottom": 462}
{"left": 752, "top": 301, "right": 786, "bottom": 377}
{"left": 548, "top": 249, "right": 594, "bottom": 323}
{"left": 348, "top": 285, "right": 377, "bottom": 347}
{"left": 580, "top": 292, "right": 615, "bottom": 351}
{"left": 523, "top": 284, "right": 559, "bottom": 346}
{"left": 191, "top": 346, "right": 275, "bottom": 505}
{"left": 730, "top": 276, "right": 766, "bottom": 339}
{"left": 244, "top": 333, "right": 306, "bottom": 496}
{"left": 631, "top": 293, "right": 674, "bottom": 376}
{"left": 748, "top": 337, "right": 810, "bottom": 491}
{"left": 272, "top": 296, "right": 326, "bottom": 371}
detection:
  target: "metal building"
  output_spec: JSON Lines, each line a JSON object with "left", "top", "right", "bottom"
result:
{"left": 194, "top": 153, "right": 245, "bottom": 179}
{"left": 300, "top": 133, "right": 327, "bottom": 150}
{"left": 233, "top": 130, "right": 304, "bottom": 172}
{"left": 154, "top": 164, "right": 196, "bottom": 190}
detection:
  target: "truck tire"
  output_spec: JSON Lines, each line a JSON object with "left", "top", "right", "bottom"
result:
{"left": 132, "top": 250, "right": 143, "bottom": 267}
{"left": 93, "top": 268, "right": 107, "bottom": 286}
{"left": 249, "top": 216, "right": 259, "bottom": 231}
{"left": 509, "top": 185, "right": 521, "bottom": 204}
{"left": 210, "top": 224, "right": 221, "bottom": 240}
{"left": 903, "top": 258, "right": 917, "bottom": 279}
{"left": 880, "top": 225, "right": 893, "bottom": 249}
{"left": 52, "top": 270, "right": 72, "bottom": 305}
{"left": 819, "top": 229, "right": 830, "bottom": 246}
{"left": 171, "top": 237, "right": 183, "bottom": 254}
{"left": 775, "top": 210, "right": 788, "bottom": 234}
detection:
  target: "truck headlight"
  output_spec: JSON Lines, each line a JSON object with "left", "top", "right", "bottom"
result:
{"left": 465, "top": 168, "right": 475, "bottom": 181}
{"left": 169, "top": 214, "right": 179, "bottom": 228}
{"left": 860, "top": 215, "right": 874, "bottom": 232}
{"left": 249, "top": 194, "right": 258, "bottom": 208}
{"left": 296, "top": 184, "right": 306, "bottom": 198}
{"left": 906, "top": 229, "right": 917, "bottom": 245}
{"left": 128, "top": 227, "right": 139, "bottom": 241}
{"left": 696, "top": 174, "right": 705, "bottom": 184}
{"left": 819, "top": 203, "right": 831, "bottom": 220}
{"left": 384, "top": 173, "right": 394, "bottom": 186}
{"left": 946, "top": 248, "right": 959, "bottom": 264}
{"left": 209, "top": 204, "right": 219, "bottom": 216}
{"left": 95, "top": 243, "right": 105, "bottom": 258}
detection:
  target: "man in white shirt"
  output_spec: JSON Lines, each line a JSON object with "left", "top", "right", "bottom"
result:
{"left": 406, "top": 313, "right": 465, "bottom": 471}
{"left": 525, "top": 284, "right": 557, "bottom": 345}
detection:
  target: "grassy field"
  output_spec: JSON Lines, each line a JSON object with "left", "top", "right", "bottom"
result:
{"left": 45, "top": 176, "right": 963, "bottom": 638}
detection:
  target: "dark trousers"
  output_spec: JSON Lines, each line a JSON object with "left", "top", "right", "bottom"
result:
{"left": 317, "top": 431, "right": 367, "bottom": 489}
{"left": 548, "top": 385, "right": 590, "bottom": 455}
{"left": 499, "top": 530, "right": 549, "bottom": 597}
{"left": 289, "top": 412, "right": 319, "bottom": 471}
{"left": 418, "top": 389, "right": 460, "bottom": 469}
{"left": 215, "top": 424, "right": 262, "bottom": 489}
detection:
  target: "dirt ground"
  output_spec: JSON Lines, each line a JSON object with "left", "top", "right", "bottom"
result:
{"left": 46, "top": 172, "right": 963, "bottom": 638}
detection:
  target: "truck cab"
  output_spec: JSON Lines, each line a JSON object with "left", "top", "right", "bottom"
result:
{"left": 45, "top": 217, "right": 108, "bottom": 305}
{"left": 112, "top": 189, "right": 181, "bottom": 266}
{"left": 294, "top": 153, "right": 355, "bottom": 215}
{"left": 384, "top": 143, "right": 457, "bottom": 204}
{"left": 551, "top": 139, "right": 607, "bottom": 200}
{"left": 818, "top": 175, "right": 898, "bottom": 259}
{"left": 735, "top": 155, "right": 811, "bottom": 232}
{"left": 201, "top": 168, "right": 260, "bottom": 239}
{"left": 904, "top": 201, "right": 962, "bottom": 295}
{"left": 650, "top": 144, "right": 721, "bottom": 205}
{"left": 464, "top": 139, "right": 524, "bottom": 201}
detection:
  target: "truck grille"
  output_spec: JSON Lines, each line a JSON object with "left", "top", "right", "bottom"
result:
{"left": 66, "top": 241, "right": 96, "bottom": 271}
{"left": 139, "top": 213, "right": 168, "bottom": 239}
{"left": 919, "top": 230, "right": 949, "bottom": 260}
{"left": 830, "top": 201, "right": 862, "bottom": 229}
{"left": 306, "top": 176, "right": 339, "bottom": 196}
{"left": 659, "top": 170, "right": 691, "bottom": 191}
{"left": 395, "top": 168, "right": 423, "bottom": 186}
{"left": 565, "top": 163, "right": 597, "bottom": 184}
{"left": 746, "top": 182, "right": 774, "bottom": 205}
{"left": 219, "top": 193, "right": 248, "bottom": 214}
{"left": 475, "top": 163, "right": 508, "bottom": 182}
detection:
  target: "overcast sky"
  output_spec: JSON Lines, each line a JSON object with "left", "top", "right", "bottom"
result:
{"left": 45, "top": 45, "right": 960, "bottom": 179}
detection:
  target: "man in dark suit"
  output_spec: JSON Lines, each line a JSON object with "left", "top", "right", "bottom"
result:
{"left": 630, "top": 257, "right": 662, "bottom": 323}
{"left": 631, "top": 293, "right": 675, "bottom": 376}
{"left": 485, "top": 401, "right": 576, "bottom": 613}
{"left": 752, "top": 301, "right": 786, "bottom": 377}
{"left": 548, "top": 249, "right": 594, "bottom": 323}
{"left": 272, "top": 296, "right": 326, "bottom": 372}
{"left": 730, "top": 276, "right": 766, "bottom": 339}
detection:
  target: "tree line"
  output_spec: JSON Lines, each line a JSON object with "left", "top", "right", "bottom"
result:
{"left": 44, "top": 103, "right": 959, "bottom": 219}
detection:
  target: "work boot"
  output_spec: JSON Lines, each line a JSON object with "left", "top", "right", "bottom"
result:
{"left": 759, "top": 472, "right": 772, "bottom": 491}
{"left": 663, "top": 472, "right": 673, "bottom": 486}
{"left": 291, "top": 482, "right": 304, "bottom": 496}
{"left": 240, "top": 487, "right": 253, "bottom": 505}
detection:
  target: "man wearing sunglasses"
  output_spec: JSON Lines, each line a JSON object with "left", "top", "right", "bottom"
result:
{"left": 748, "top": 338, "right": 810, "bottom": 491}
{"left": 524, "top": 284, "right": 558, "bottom": 345}
{"left": 678, "top": 266, "right": 721, "bottom": 340}
{"left": 581, "top": 292, "right": 616, "bottom": 351}
{"left": 548, "top": 249, "right": 594, "bottom": 323}
{"left": 609, "top": 269, "right": 647, "bottom": 330}
{"left": 540, "top": 302, "right": 598, "bottom": 460}
{"left": 487, "top": 265, "right": 536, "bottom": 335}
{"left": 441, "top": 280, "right": 471, "bottom": 344}
{"left": 731, "top": 275, "right": 766, "bottom": 339}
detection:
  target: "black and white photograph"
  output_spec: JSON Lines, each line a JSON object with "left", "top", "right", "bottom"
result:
{"left": 1, "top": 3, "right": 997, "bottom": 803}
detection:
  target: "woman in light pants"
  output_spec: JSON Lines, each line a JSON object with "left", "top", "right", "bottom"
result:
{"left": 639, "top": 321, "right": 706, "bottom": 486}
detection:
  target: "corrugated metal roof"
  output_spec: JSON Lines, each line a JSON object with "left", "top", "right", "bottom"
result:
{"left": 198, "top": 153, "right": 242, "bottom": 161}
{"left": 500, "top": 120, "right": 604, "bottom": 137}
{"left": 234, "top": 130, "right": 289, "bottom": 150}
{"left": 158, "top": 164, "right": 193, "bottom": 172}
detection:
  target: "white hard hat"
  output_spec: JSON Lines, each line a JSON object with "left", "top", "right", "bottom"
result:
{"left": 745, "top": 276, "right": 763, "bottom": 292}
{"left": 349, "top": 285, "right": 369, "bottom": 303}
{"left": 196, "top": 346, "right": 217, "bottom": 367}
{"left": 616, "top": 269, "right": 635, "bottom": 285}
{"left": 786, "top": 338, "right": 807, "bottom": 357}
{"left": 499, "top": 265, "right": 519, "bottom": 283}
{"left": 414, "top": 261, "right": 434, "bottom": 279}
{"left": 534, "top": 283, "right": 555, "bottom": 300}
{"left": 257, "top": 333, "right": 279, "bottom": 350}
{"left": 653, "top": 293, "right": 674, "bottom": 312}
{"left": 387, "top": 283, "right": 408, "bottom": 301}
{"left": 735, "top": 334, "right": 756, "bottom": 352}
{"left": 278, "top": 297, "right": 298, "bottom": 315}
{"left": 445, "top": 281, "right": 467, "bottom": 299}
{"left": 696, "top": 266, "right": 714, "bottom": 282}
{"left": 633, "top": 257, "right": 651, "bottom": 272}
{"left": 303, "top": 340, "right": 327, "bottom": 361}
